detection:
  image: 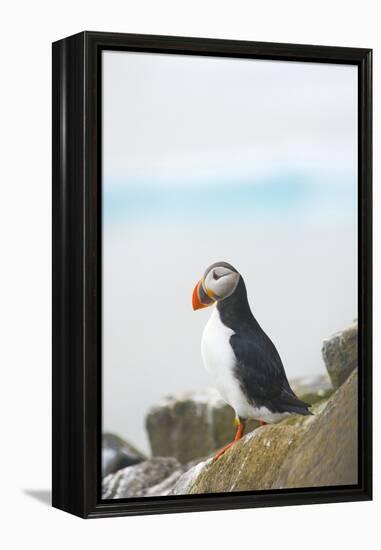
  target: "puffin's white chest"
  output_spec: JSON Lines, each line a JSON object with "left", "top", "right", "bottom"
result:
{"left": 201, "top": 308, "right": 249, "bottom": 418}
{"left": 200, "top": 308, "right": 293, "bottom": 424}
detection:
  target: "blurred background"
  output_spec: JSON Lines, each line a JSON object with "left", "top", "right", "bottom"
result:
{"left": 102, "top": 51, "right": 357, "bottom": 453}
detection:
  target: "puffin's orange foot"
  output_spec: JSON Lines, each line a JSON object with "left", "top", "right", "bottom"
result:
{"left": 213, "top": 441, "right": 235, "bottom": 462}
{"left": 213, "top": 418, "right": 246, "bottom": 462}
{"left": 259, "top": 420, "right": 267, "bottom": 427}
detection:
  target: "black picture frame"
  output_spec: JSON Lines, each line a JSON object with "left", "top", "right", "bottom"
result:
{"left": 52, "top": 31, "right": 372, "bottom": 519}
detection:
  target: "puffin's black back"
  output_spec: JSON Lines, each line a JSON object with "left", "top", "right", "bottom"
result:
{"left": 217, "top": 277, "right": 311, "bottom": 415}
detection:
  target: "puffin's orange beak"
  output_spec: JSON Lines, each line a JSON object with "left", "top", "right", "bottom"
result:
{"left": 192, "top": 280, "right": 214, "bottom": 310}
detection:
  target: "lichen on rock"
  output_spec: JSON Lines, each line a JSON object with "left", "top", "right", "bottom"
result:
{"left": 187, "top": 424, "right": 302, "bottom": 494}
{"left": 275, "top": 369, "right": 358, "bottom": 488}
{"left": 172, "top": 368, "right": 358, "bottom": 494}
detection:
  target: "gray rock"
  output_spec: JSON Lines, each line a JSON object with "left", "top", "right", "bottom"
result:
{"left": 102, "top": 457, "right": 183, "bottom": 498}
{"left": 187, "top": 424, "right": 303, "bottom": 494}
{"left": 290, "top": 373, "right": 334, "bottom": 405}
{"left": 322, "top": 321, "right": 358, "bottom": 389}
{"left": 102, "top": 433, "right": 146, "bottom": 478}
{"left": 145, "top": 389, "right": 258, "bottom": 463}
{"left": 174, "top": 368, "right": 358, "bottom": 495}
{"left": 145, "top": 375, "right": 332, "bottom": 466}
{"left": 145, "top": 470, "right": 185, "bottom": 497}
{"left": 170, "top": 459, "right": 212, "bottom": 495}
{"left": 275, "top": 369, "right": 358, "bottom": 488}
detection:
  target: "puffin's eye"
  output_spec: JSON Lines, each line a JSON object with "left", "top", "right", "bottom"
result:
{"left": 213, "top": 270, "right": 222, "bottom": 280}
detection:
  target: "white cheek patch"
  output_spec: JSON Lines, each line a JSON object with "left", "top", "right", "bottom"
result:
{"left": 214, "top": 276, "right": 237, "bottom": 296}
{"left": 205, "top": 269, "right": 240, "bottom": 299}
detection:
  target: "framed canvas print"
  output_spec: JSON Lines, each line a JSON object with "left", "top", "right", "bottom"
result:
{"left": 52, "top": 32, "right": 372, "bottom": 518}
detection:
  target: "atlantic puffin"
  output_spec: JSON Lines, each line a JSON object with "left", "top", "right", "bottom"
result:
{"left": 192, "top": 261, "right": 312, "bottom": 461}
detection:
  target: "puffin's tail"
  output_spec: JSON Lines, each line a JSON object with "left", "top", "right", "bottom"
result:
{"left": 283, "top": 404, "right": 313, "bottom": 416}
{"left": 277, "top": 389, "right": 313, "bottom": 416}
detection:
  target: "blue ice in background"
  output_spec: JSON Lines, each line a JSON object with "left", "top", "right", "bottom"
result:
{"left": 103, "top": 174, "right": 357, "bottom": 227}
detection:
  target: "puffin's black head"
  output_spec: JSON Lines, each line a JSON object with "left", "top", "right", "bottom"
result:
{"left": 192, "top": 261, "right": 241, "bottom": 310}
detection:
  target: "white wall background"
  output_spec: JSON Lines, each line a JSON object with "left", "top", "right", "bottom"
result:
{"left": 0, "top": 1, "right": 378, "bottom": 549}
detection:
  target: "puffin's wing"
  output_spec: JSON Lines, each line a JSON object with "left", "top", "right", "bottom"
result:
{"left": 230, "top": 330, "right": 312, "bottom": 415}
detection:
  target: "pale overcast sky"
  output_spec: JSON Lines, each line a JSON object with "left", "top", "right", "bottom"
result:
{"left": 103, "top": 51, "right": 357, "bottom": 186}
